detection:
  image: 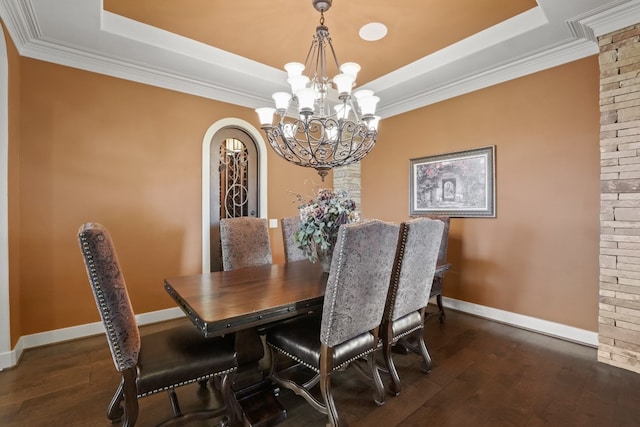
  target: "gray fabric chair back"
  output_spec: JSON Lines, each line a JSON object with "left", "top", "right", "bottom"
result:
{"left": 220, "top": 217, "right": 273, "bottom": 271}
{"left": 281, "top": 216, "right": 307, "bottom": 263}
{"left": 388, "top": 218, "right": 444, "bottom": 321}
{"left": 320, "top": 220, "right": 399, "bottom": 347}
{"left": 425, "top": 215, "right": 450, "bottom": 265}
{"left": 77, "top": 223, "right": 140, "bottom": 372}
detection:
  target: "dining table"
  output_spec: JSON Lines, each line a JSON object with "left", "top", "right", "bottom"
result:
{"left": 164, "top": 260, "right": 327, "bottom": 427}
{"left": 164, "top": 260, "right": 452, "bottom": 426}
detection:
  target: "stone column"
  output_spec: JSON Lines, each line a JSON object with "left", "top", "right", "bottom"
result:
{"left": 598, "top": 24, "right": 640, "bottom": 374}
{"left": 333, "top": 163, "right": 361, "bottom": 208}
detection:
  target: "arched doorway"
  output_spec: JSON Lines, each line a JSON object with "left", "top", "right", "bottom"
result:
{"left": 209, "top": 127, "right": 259, "bottom": 271}
{"left": 201, "top": 119, "right": 268, "bottom": 273}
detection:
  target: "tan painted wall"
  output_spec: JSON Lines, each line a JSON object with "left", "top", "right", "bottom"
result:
{"left": 4, "top": 23, "right": 21, "bottom": 347}
{"left": 362, "top": 57, "right": 601, "bottom": 331}
{"left": 17, "top": 58, "right": 321, "bottom": 336}
{"left": 8, "top": 46, "right": 599, "bottom": 338}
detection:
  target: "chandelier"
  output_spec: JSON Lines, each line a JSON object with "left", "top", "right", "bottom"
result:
{"left": 255, "top": 0, "right": 380, "bottom": 181}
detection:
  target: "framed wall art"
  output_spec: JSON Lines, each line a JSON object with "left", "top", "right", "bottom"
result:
{"left": 409, "top": 146, "right": 496, "bottom": 217}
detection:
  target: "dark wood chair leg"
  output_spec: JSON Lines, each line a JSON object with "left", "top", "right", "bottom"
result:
{"left": 367, "top": 352, "right": 386, "bottom": 405}
{"left": 319, "top": 369, "right": 340, "bottom": 427}
{"left": 436, "top": 293, "right": 446, "bottom": 323}
{"left": 417, "top": 335, "right": 432, "bottom": 373}
{"left": 107, "top": 380, "right": 125, "bottom": 422}
{"left": 382, "top": 342, "right": 401, "bottom": 396}
{"left": 122, "top": 368, "right": 139, "bottom": 427}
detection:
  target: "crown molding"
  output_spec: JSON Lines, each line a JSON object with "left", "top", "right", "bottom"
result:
{"left": 0, "top": 0, "right": 639, "bottom": 118}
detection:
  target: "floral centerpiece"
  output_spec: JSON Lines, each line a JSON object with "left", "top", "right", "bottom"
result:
{"left": 294, "top": 188, "right": 360, "bottom": 270}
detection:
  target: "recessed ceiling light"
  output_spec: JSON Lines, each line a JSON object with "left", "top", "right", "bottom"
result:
{"left": 359, "top": 22, "right": 387, "bottom": 41}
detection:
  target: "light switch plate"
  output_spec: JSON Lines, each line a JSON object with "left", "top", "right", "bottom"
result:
{"left": 269, "top": 219, "right": 278, "bottom": 228}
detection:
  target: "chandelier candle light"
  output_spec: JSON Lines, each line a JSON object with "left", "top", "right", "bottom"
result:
{"left": 255, "top": 0, "right": 381, "bottom": 181}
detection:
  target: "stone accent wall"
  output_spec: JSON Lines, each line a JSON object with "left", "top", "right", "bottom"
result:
{"left": 333, "top": 163, "right": 361, "bottom": 208}
{"left": 599, "top": 24, "right": 640, "bottom": 374}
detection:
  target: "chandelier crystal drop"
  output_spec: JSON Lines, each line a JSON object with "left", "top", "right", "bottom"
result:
{"left": 255, "top": 0, "right": 380, "bottom": 181}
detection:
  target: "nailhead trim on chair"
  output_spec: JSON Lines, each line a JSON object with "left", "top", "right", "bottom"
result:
{"left": 138, "top": 366, "right": 237, "bottom": 397}
{"left": 267, "top": 342, "right": 375, "bottom": 373}
{"left": 385, "top": 225, "right": 408, "bottom": 322}
{"left": 80, "top": 232, "right": 131, "bottom": 372}
{"left": 320, "top": 227, "right": 347, "bottom": 346}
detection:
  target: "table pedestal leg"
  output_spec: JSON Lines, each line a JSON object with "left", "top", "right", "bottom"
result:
{"left": 233, "top": 329, "right": 286, "bottom": 427}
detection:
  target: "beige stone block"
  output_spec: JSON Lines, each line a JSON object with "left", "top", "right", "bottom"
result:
{"left": 616, "top": 90, "right": 640, "bottom": 102}
{"left": 603, "top": 199, "right": 640, "bottom": 207}
{"left": 618, "top": 141, "right": 640, "bottom": 150}
{"left": 598, "top": 34, "right": 613, "bottom": 46}
{"left": 618, "top": 241, "right": 640, "bottom": 249}
{"left": 599, "top": 335, "right": 615, "bottom": 345}
{"left": 617, "top": 306, "right": 640, "bottom": 318}
{"left": 618, "top": 45, "right": 640, "bottom": 59}
{"left": 601, "top": 82, "right": 620, "bottom": 93}
{"left": 619, "top": 193, "right": 640, "bottom": 200}
{"left": 602, "top": 119, "right": 640, "bottom": 131}
{"left": 618, "top": 127, "right": 640, "bottom": 137}
{"left": 601, "top": 67, "right": 621, "bottom": 79}
{"left": 601, "top": 206, "right": 615, "bottom": 220}
{"left": 599, "top": 315, "right": 616, "bottom": 325}
{"left": 617, "top": 320, "right": 640, "bottom": 332}
{"left": 615, "top": 208, "right": 640, "bottom": 221}
{"left": 597, "top": 351, "right": 612, "bottom": 362}
{"left": 619, "top": 105, "right": 640, "bottom": 122}
{"left": 600, "top": 302, "right": 617, "bottom": 312}
{"left": 620, "top": 171, "right": 640, "bottom": 180}
{"left": 599, "top": 50, "right": 618, "bottom": 65}
{"left": 607, "top": 82, "right": 640, "bottom": 96}
{"left": 601, "top": 110, "right": 618, "bottom": 124}
{"left": 621, "top": 62, "right": 640, "bottom": 75}
{"left": 600, "top": 323, "right": 640, "bottom": 345}
{"left": 619, "top": 277, "right": 640, "bottom": 288}
{"left": 621, "top": 170, "right": 640, "bottom": 180}
{"left": 601, "top": 135, "right": 640, "bottom": 145}
{"left": 611, "top": 351, "right": 640, "bottom": 369}
{"left": 601, "top": 289, "right": 617, "bottom": 298}
{"left": 601, "top": 249, "right": 640, "bottom": 259}
{"left": 601, "top": 159, "right": 619, "bottom": 168}
{"left": 615, "top": 228, "right": 640, "bottom": 235}
{"left": 615, "top": 291, "right": 640, "bottom": 301}
{"left": 601, "top": 193, "right": 619, "bottom": 201}
{"left": 617, "top": 263, "right": 640, "bottom": 274}
{"left": 601, "top": 150, "right": 637, "bottom": 160}
{"left": 600, "top": 241, "right": 618, "bottom": 249}
{"left": 612, "top": 26, "right": 640, "bottom": 43}
{"left": 602, "top": 220, "right": 640, "bottom": 228}
{"left": 600, "top": 96, "right": 615, "bottom": 107}
{"left": 600, "top": 274, "right": 618, "bottom": 284}
{"left": 602, "top": 357, "right": 640, "bottom": 374}
{"left": 617, "top": 255, "right": 640, "bottom": 264}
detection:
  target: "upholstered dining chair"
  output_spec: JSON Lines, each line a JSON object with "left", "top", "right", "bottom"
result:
{"left": 266, "top": 220, "right": 400, "bottom": 427}
{"left": 280, "top": 216, "right": 307, "bottom": 263}
{"left": 381, "top": 218, "right": 444, "bottom": 396}
{"left": 426, "top": 216, "right": 451, "bottom": 322}
{"left": 219, "top": 217, "right": 272, "bottom": 271}
{"left": 78, "top": 223, "right": 240, "bottom": 427}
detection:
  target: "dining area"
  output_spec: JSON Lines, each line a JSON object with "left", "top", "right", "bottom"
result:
{"left": 76, "top": 206, "right": 450, "bottom": 427}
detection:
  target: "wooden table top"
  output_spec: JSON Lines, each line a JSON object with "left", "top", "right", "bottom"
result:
{"left": 164, "top": 260, "right": 327, "bottom": 337}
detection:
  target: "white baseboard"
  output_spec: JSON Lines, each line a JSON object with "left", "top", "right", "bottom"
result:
{"left": 0, "top": 299, "right": 599, "bottom": 370}
{"left": 442, "top": 297, "right": 598, "bottom": 347}
{"left": 0, "top": 307, "right": 185, "bottom": 370}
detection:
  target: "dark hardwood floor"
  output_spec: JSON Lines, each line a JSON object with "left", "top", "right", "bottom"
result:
{"left": 2, "top": 309, "right": 639, "bottom": 427}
